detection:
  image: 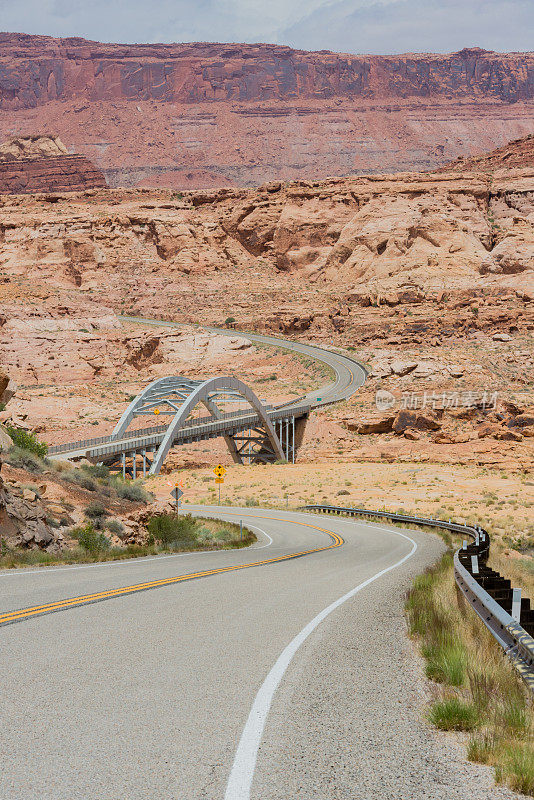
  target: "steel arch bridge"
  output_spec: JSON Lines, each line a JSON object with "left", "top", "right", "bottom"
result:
{"left": 49, "top": 375, "right": 309, "bottom": 477}
{"left": 112, "top": 375, "right": 286, "bottom": 476}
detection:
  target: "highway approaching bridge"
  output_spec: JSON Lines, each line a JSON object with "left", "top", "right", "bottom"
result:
{"left": 48, "top": 320, "right": 367, "bottom": 475}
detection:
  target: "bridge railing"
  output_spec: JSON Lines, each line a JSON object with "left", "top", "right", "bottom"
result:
{"left": 51, "top": 403, "right": 311, "bottom": 459}
{"left": 302, "top": 504, "right": 534, "bottom": 691}
{"left": 48, "top": 404, "right": 282, "bottom": 455}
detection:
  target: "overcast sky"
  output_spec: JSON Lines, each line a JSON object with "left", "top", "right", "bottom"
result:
{"left": 1, "top": 0, "right": 533, "bottom": 54}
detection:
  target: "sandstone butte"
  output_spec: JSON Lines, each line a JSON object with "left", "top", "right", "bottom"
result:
{"left": 0, "top": 33, "right": 533, "bottom": 189}
{"left": 0, "top": 134, "right": 106, "bottom": 193}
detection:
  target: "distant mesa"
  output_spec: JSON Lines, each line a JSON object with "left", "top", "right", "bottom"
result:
{"left": 0, "top": 135, "right": 107, "bottom": 194}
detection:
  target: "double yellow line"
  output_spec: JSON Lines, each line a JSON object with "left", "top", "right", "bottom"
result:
{"left": 0, "top": 518, "right": 343, "bottom": 628}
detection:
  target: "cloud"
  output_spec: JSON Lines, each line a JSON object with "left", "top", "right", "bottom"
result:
{"left": 0, "top": 0, "right": 532, "bottom": 53}
{"left": 280, "top": 0, "right": 534, "bottom": 54}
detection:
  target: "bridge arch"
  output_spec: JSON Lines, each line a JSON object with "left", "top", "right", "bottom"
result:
{"left": 111, "top": 375, "right": 285, "bottom": 476}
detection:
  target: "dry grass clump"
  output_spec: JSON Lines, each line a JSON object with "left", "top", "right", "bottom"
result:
{"left": 406, "top": 551, "right": 534, "bottom": 795}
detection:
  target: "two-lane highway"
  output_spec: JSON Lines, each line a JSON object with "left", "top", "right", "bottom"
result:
{"left": 1, "top": 507, "right": 507, "bottom": 800}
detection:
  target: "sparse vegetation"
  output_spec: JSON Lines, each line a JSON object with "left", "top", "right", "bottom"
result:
{"left": 406, "top": 549, "right": 534, "bottom": 795}
{"left": 147, "top": 513, "right": 254, "bottom": 550}
{"left": 4, "top": 445, "right": 47, "bottom": 473}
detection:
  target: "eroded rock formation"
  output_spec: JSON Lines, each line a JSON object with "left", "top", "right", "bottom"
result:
{"left": 0, "top": 135, "right": 107, "bottom": 194}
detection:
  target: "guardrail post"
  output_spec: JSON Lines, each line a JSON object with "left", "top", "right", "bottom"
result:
{"left": 471, "top": 555, "right": 479, "bottom": 575}
{"left": 512, "top": 588, "right": 522, "bottom": 623}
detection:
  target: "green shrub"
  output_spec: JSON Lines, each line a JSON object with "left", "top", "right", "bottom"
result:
{"left": 71, "top": 524, "right": 111, "bottom": 553}
{"left": 224, "top": 316, "right": 236, "bottom": 324}
{"left": 5, "top": 426, "right": 48, "bottom": 457}
{"left": 147, "top": 513, "right": 199, "bottom": 546}
{"left": 429, "top": 698, "right": 479, "bottom": 731}
{"left": 245, "top": 497, "right": 259, "bottom": 507}
{"left": 84, "top": 501, "right": 108, "bottom": 519}
{"left": 4, "top": 446, "right": 46, "bottom": 473}
{"left": 112, "top": 479, "right": 152, "bottom": 503}
{"left": 105, "top": 519, "right": 124, "bottom": 536}
{"left": 63, "top": 470, "right": 98, "bottom": 492}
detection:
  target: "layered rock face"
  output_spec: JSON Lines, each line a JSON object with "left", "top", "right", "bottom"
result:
{"left": 1, "top": 34, "right": 533, "bottom": 188}
{"left": 0, "top": 135, "right": 107, "bottom": 194}
{"left": 2, "top": 36, "right": 533, "bottom": 106}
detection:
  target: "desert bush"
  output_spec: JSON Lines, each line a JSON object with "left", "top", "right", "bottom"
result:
{"left": 4, "top": 446, "right": 47, "bottom": 474}
{"left": 105, "top": 519, "right": 124, "bottom": 536}
{"left": 245, "top": 496, "right": 259, "bottom": 507}
{"left": 112, "top": 478, "right": 152, "bottom": 503}
{"left": 81, "top": 463, "right": 110, "bottom": 480}
{"left": 84, "top": 501, "right": 108, "bottom": 519}
{"left": 5, "top": 426, "right": 48, "bottom": 458}
{"left": 63, "top": 470, "right": 98, "bottom": 492}
{"left": 71, "top": 523, "right": 111, "bottom": 553}
{"left": 147, "top": 513, "right": 199, "bottom": 546}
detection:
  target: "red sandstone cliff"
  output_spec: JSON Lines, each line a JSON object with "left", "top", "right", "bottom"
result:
{"left": 0, "top": 135, "right": 107, "bottom": 193}
{"left": 1, "top": 35, "right": 533, "bottom": 107}
{"left": 0, "top": 34, "right": 533, "bottom": 188}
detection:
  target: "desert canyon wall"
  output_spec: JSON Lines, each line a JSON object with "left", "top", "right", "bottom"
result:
{"left": 0, "top": 33, "right": 533, "bottom": 188}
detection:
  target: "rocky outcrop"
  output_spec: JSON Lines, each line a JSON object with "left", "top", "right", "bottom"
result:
{"left": 0, "top": 369, "right": 58, "bottom": 550}
{"left": 1, "top": 35, "right": 533, "bottom": 188}
{"left": 0, "top": 165, "right": 532, "bottom": 332}
{"left": 442, "top": 134, "right": 534, "bottom": 173}
{"left": 0, "top": 135, "right": 106, "bottom": 194}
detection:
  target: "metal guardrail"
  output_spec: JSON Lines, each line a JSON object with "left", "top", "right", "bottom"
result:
{"left": 302, "top": 504, "right": 534, "bottom": 691}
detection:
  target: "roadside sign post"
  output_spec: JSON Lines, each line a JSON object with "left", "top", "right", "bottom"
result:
{"left": 171, "top": 484, "right": 184, "bottom": 513}
{"left": 213, "top": 464, "right": 226, "bottom": 505}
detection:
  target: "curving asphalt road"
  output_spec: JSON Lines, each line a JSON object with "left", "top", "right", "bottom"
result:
{"left": 0, "top": 507, "right": 517, "bottom": 800}
{"left": 120, "top": 315, "right": 368, "bottom": 409}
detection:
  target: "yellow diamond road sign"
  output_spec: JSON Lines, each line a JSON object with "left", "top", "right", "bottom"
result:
{"left": 213, "top": 464, "right": 226, "bottom": 478}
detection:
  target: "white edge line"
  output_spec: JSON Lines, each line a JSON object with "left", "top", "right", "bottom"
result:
{"left": 224, "top": 528, "right": 418, "bottom": 800}
{"left": 0, "top": 523, "right": 273, "bottom": 579}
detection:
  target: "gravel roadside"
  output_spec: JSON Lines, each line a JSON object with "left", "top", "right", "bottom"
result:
{"left": 251, "top": 532, "right": 526, "bottom": 800}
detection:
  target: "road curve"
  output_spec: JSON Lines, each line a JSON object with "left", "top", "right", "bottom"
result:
{"left": 0, "top": 507, "right": 513, "bottom": 800}
{"left": 119, "top": 315, "right": 367, "bottom": 409}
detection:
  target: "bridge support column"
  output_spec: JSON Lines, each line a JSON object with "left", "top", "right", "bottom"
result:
{"left": 121, "top": 452, "right": 126, "bottom": 480}
{"left": 142, "top": 449, "right": 147, "bottom": 478}
{"left": 133, "top": 452, "right": 137, "bottom": 480}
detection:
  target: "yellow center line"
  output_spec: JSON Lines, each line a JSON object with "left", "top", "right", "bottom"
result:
{"left": 0, "top": 516, "right": 343, "bottom": 627}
